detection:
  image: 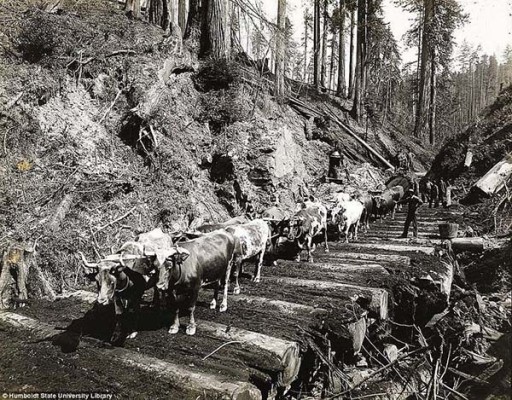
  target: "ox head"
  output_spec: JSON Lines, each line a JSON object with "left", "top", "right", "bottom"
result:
{"left": 155, "top": 246, "right": 191, "bottom": 291}
{"left": 286, "top": 217, "right": 304, "bottom": 241}
{"left": 332, "top": 206, "right": 348, "bottom": 232}
{"left": 79, "top": 251, "right": 144, "bottom": 305}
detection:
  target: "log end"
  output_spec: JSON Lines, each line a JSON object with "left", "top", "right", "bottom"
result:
{"left": 230, "top": 383, "right": 263, "bottom": 400}
{"left": 376, "top": 290, "right": 389, "bottom": 320}
{"left": 348, "top": 317, "right": 367, "bottom": 354}
{"left": 278, "top": 344, "right": 302, "bottom": 390}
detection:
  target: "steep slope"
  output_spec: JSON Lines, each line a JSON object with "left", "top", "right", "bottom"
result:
{"left": 0, "top": 3, "right": 425, "bottom": 293}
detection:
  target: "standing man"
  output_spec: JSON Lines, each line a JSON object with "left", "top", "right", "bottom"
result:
{"left": 399, "top": 189, "right": 424, "bottom": 238}
{"left": 438, "top": 178, "right": 447, "bottom": 207}
{"left": 429, "top": 181, "right": 439, "bottom": 208}
{"left": 422, "top": 179, "right": 432, "bottom": 203}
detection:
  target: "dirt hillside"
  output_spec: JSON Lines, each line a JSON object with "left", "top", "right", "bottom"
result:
{"left": 1, "top": 2, "right": 429, "bottom": 294}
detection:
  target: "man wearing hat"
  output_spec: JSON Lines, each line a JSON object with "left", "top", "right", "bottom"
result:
{"left": 398, "top": 188, "right": 424, "bottom": 238}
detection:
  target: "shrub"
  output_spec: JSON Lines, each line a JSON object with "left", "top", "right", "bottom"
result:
{"left": 198, "top": 87, "right": 251, "bottom": 133}
{"left": 17, "top": 12, "right": 57, "bottom": 62}
{"left": 193, "top": 58, "right": 243, "bottom": 92}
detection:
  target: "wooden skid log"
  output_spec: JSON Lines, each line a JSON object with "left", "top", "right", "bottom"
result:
{"left": 362, "top": 237, "right": 443, "bottom": 245}
{"left": 264, "top": 277, "right": 388, "bottom": 320}
{"left": 318, "top": 252, "right": 411, "bottom": 267}
{"left": 0, "top": 311, "right": 262, "bottom": 400}
{"left": 450, "top": 237, "right": 485, "bottom": 253}
{"left": 271, "top": 260, "right": 390, "bottom": 284}
{"left": 331, "top": 243, "right": 436, "bottom": 255}
{"left": 230, "top": 294, "right": 326, "bottom": 315}
{"left": 225, "top": 294, "right": 367, "bottom": 355}
{"left": 197, "top": 320, "right": 301, "bottom": 389}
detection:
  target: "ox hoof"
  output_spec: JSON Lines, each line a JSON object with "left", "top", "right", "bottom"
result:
{"left": 272, "top": 261, "right": 277, "bottom": 267}
{"left": 253, "top": 277, "right": 260, "bottom": 284}
{"left": 169, "top": 325, "right": 179, "bottom": 335}
{"left": 210, "top": 299, "right": 217, "bottom": 309}
{"left": 219, "top": 303, "right": 227, "bottom": 313}
{"left": 325, "top": 248, "right": 330, "bottom": 253}
{"left": 126, "top": 331, "right": 138, "bottom": 339}
{"left": 186, "top": 325, "right": 196, "bottom": 336}
{"left": 233, "top": 286, "right": 241, "bottom": 295}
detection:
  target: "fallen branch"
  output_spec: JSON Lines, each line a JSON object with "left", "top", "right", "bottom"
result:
{"left": 5, "top": 91, "right": 24, "bottom": 109}
{"left": 98, "top": 89, "right": 122, "bottom": 123}
{"left": 441, "top": 382, "right": 469, "bottom": 400}
{"left": 326, "top": 346, "right": 429, "bottom": 399}
{"left": 95, "top": 207, "right": 136, "bottom": 233}
{"left": 202, "top": 340, "right": 242, "bottom": 360}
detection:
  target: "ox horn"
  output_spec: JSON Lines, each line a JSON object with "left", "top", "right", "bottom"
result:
{"left": 78, "top": 251, "right": 98, "bottom": 268}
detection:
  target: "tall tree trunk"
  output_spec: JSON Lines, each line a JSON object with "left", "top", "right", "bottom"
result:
{"left": 351, "top": 0, "right": 367, "bottom": 121}
{"left": 336, "top": 0, "right": 346, "bottom": 97}
{"left": 348, "top": 6, "right": 356, "bottom": 98}
{"left": 304, "top": 11, "right": 309, "bottom": 82}
{"left": 320, "top": 0, "right": 329, "bottom": 88}
{"left": 149, "top": 0, "right": 170, "bottom": 31}
{"left": 125, "top": 0, "right": 141, "bottom": 18}
{"left": 313, "top": 0, "right": 321, "bottom": 91}
{"left": 413, "top": 0, "right": 433, "bottom": 140}
{"left": 178, "top": 0, "right": 187, "bottom": 33}
{"left": 428, "top": 53, "right": 436, "bottom": 146}
{"left": 275, "top": 0, "right": 287, "bottom": 102}
{"left": 185, "top": 0, "right": 199, "bottom": 39}
{"left": 201, "top": 0, "right": 229, "bottom": 59}
{"left": 329, "top": 31, "right": 337, "bottom": 90}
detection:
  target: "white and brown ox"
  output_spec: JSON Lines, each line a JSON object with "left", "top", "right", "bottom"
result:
{"left": 226, "top": 219, "right": 270, "bottom": 293}
{"left": 332, "top": 199, "right": 365, "bottom": 243}
{"left": 286, "top": 201, "right": 329, "bottom": 262}
{"left": 156, "top": 230, "right": 236, "bottom": 336}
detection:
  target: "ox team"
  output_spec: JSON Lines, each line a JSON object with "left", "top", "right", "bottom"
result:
{"left": 79, "top": 183, "right": 419, "bottom": 342}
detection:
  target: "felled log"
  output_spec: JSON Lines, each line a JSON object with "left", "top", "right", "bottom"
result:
{"left": 323, "top": 108, "right": 395, "bottom": 170}
{"left": 320, "top": 251, "right": 411, "bottom": 267}
{"left": 473, "top": 153, "right": 512, "bottom": 196}
{"left": 450, "top": 237, "right": 485, "bottom": 253}
{"left": 230, "top": 294, "right": 326, "bottom": 315}
{"left": 197, "top": 320, "right": 301, "bottom": 389}
{"left": 331, "top": 242, "right": 436, "bottom": 255}
{"left": 222, "top": 292, "right": 367, "bottom": 356}
{"left": 0, "top": 311, "right": 261, "bottom": 400}
{"left": 265, "top": 277, "right": 388, "bottom": 320}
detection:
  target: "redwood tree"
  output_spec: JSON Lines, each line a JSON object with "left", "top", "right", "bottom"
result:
{"left": 201, "top": 0, "right": 229, "bottom": 59}
{"left": 275, "top": 0, "right": 287, "bottom": 101}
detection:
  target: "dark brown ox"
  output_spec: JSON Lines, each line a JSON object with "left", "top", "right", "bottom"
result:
{"left": 357, "top": 194, "right": 375, "bottom": 232}
{"left": 374, "top": 185, "right": 404, "bottom": 221}
{"left": 156, "top": 230, "right": 236, "bottom": 336}
{"left": 226, "top": 219, "right": 270, "bottom": 293}
{"left": 286, "top": 201, "right": 329, "bottom": 262}
{"left": 79, "top": 244, "right": 151, "bottom": 345}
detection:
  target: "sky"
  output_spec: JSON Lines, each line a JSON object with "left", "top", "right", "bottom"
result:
{"left": 260, "top": 0, "right": 512, "bottom": 64}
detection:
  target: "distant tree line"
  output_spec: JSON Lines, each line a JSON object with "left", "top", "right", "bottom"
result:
{"left": 118, "top": 0, "right": 512, "bottom": 148}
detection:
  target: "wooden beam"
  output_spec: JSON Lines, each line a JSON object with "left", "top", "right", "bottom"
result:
{"left": 264, "top": 277, "right": 388, "bottom": 320}
{"left": 197, "top": 320, "right": 301, "bottom": 389}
